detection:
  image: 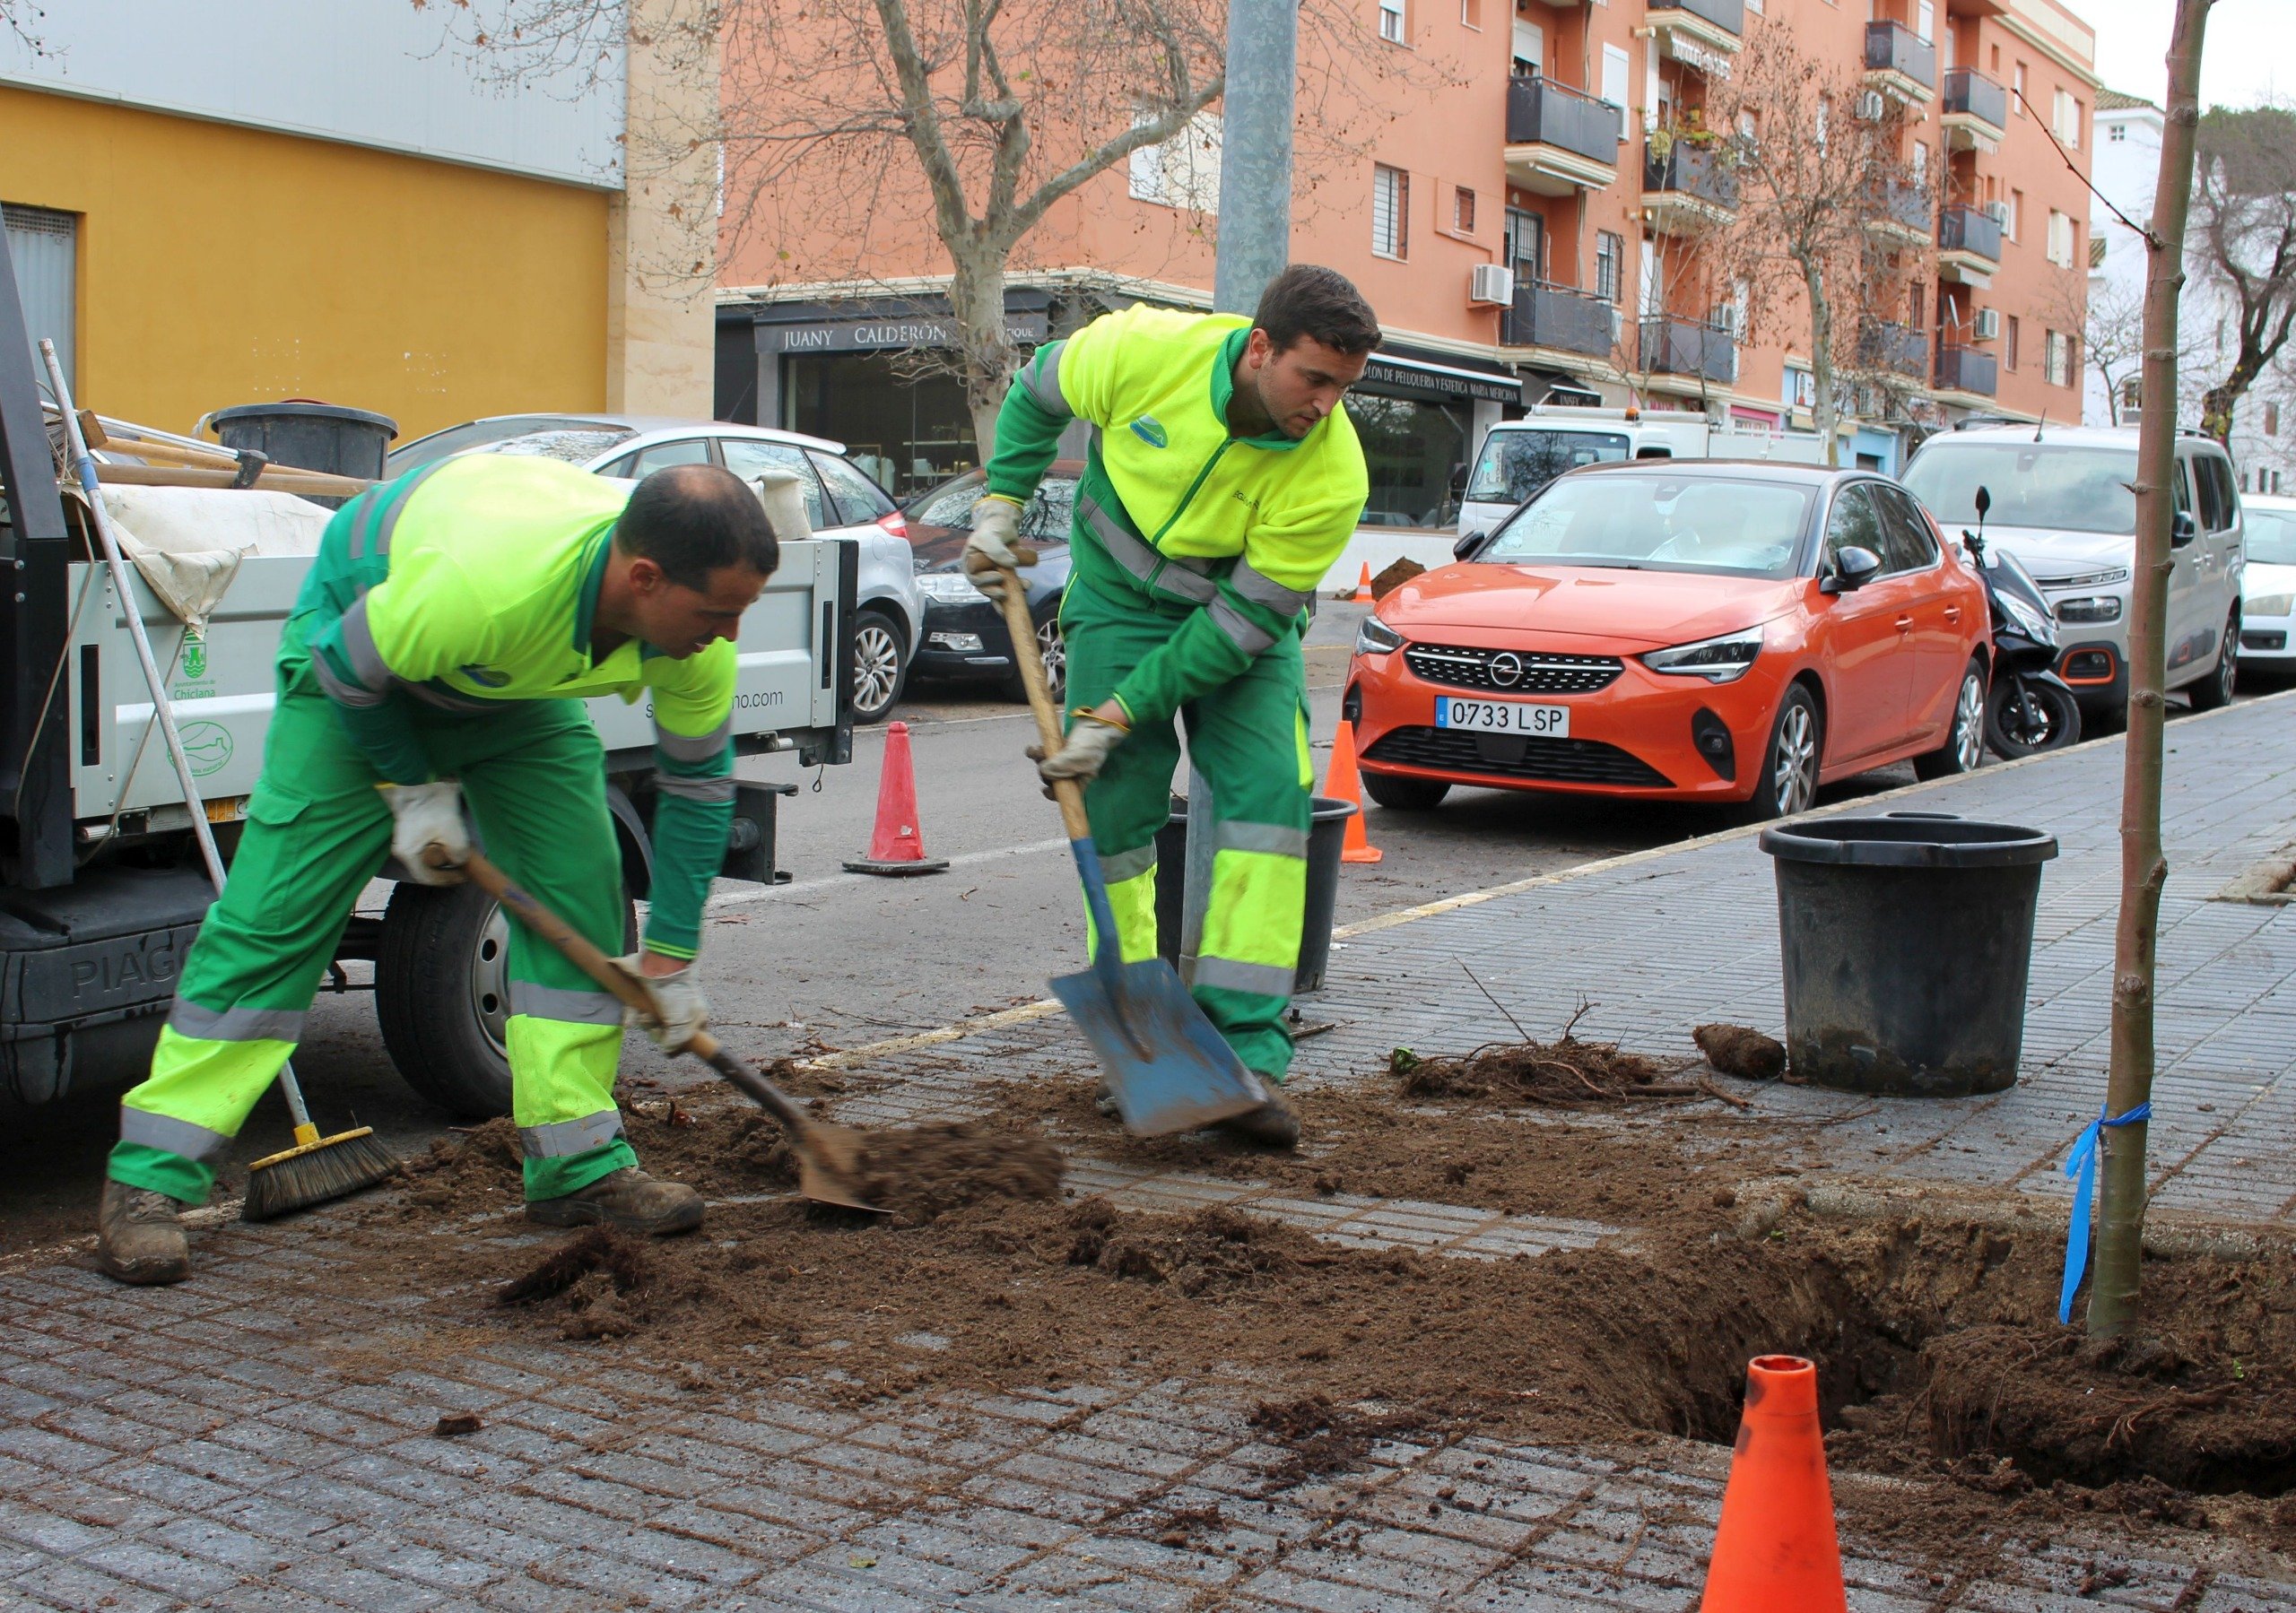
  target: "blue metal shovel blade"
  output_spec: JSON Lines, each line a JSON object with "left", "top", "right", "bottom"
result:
{"left": 1051, "top": 957, "right": 1268, "bottom": 1136}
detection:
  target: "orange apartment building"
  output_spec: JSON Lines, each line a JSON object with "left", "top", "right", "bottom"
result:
{"left": 714, "top": 0, "right": 2097, "bottom": 527}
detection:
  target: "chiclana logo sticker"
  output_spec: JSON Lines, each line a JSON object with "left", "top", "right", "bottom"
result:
{"left": 1128, "top": 416, "right": 1169, "bottom": 448}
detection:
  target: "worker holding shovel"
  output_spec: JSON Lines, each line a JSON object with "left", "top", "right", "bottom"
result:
{"left": 97, "top": 456, "right": 779, "bottom": 1284}
{"left": 966, "top": 265, "right": 1378, "bottom": 1149}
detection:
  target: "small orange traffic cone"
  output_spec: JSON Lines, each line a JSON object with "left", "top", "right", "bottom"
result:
{"left": 844, "top": 721, "right": 950, "bottom": 876}
{"left": 1700, "top": 1355, "right": 1848, "bottom": 1613}
{"left": 1350, "top": 563, "right": 1375, "bottom": 604}
{"left": 1324, "top": 719, "right": 1383, "bottom": 865}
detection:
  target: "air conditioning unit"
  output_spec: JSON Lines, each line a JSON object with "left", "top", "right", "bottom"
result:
{"left": 1855, "top": 90, "right": 1886, "bottom": 121}
{"left": 1469, "top": 264, "right": 1515, "bottom": 306}
{"left": 1972, "top": 308, "right": 2001, "bottom": 340}
{"left": 1984, "top": 200, "right": 2012, "bottom": 227}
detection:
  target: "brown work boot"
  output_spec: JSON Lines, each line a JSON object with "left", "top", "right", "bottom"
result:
{"left": 1217, "top": 1082, "right": 1300, "bottom": 1150}
{"left": 96, "top": 1180, "right": 192, "bottom": 1286}
{"left": 526, "top": 1167, "right": 704, "bottom": 1236}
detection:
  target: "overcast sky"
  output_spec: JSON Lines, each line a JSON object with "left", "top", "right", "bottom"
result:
{"left": 2069, "top": 0, "right": 2284, "bottom": 108}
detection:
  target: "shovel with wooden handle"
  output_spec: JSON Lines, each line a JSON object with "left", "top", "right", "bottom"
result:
{"left": 992, "top": 567, "right": 1267, "bottom": 1135}
{"left": 433, "top": 847, "right": 880, "bottom": 1213}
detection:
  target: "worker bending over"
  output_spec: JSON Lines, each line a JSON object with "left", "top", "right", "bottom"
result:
{"left": 99, "top": 456, "right": 778, "bottom": 1284}
{"left": 967, "top": 265, "right": 1378, "bottom": 1147}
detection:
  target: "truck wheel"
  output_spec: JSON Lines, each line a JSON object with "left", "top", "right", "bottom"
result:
{"left": 377, "top": 880, "right": 635, "bottom": 1120}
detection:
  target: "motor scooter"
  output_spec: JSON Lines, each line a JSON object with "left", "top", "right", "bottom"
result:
{"left": 1965, "top": 486, "right": 2082, "bottom": 758}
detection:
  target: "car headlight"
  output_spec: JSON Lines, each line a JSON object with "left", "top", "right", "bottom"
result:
{"left": 2247, "top": 592, "right": 2294, "bottom": 618}
{"left": 1640, "top": 625, "right": 1764, "bottom": 683}
{"left": 1355, "top": 616, "right": 1405, "bottom": 655}
{"left": 916, "top": 571, "right": 988, "bottom": 603}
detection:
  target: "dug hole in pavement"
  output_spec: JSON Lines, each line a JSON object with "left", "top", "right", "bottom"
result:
{"left": 4, "top": 691, "right": 2295, "bottom": 1611}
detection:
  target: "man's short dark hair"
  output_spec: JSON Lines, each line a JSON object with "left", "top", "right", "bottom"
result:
{"left": 1253, "top": 264, "right": 1383, "bottom": 357}
{"left": 616, "top": 462, "right": 780, "bottom": 590}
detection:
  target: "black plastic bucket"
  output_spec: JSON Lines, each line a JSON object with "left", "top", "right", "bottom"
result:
{"left": 1152, "top": 795, "right": 1359, "bottom": 993}
{"left": 210, "top": 401, "right": 398, "bottom": 481}
{"left": 1758, "top": 811, "right": 2058, "bottom": 1097}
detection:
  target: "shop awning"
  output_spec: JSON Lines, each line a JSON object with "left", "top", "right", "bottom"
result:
{"left": 1358, "top": 350, "right": 1525, "bottom": 404}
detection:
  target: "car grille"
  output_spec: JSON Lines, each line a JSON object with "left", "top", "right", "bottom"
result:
{"left": 1403, "top": 643, "right": 1624, "bottom": 694}
{"left": 1363, "top": 727, "right": 1673, "bottom": 789}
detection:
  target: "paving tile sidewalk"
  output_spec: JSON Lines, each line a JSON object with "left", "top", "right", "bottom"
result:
{"left": 3, "top": 694, "right": 2292, "bottom": 1611}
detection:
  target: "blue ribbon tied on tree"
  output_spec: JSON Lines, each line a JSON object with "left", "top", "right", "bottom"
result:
{"left": 2057, "top": 1101, "right": 2153, "bottom": 1325}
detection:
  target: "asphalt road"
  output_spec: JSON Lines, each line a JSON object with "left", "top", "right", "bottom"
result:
{"left": 3, "top": 601, "right": 2274, "bottom": 1257}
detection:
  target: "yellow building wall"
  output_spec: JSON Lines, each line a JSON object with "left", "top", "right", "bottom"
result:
{"left": 0, "top": 85, "right": 611, "bottom": 444}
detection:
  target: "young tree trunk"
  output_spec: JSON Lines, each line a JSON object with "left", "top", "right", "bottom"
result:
{"left": 2088, "top": 0, "right": 2212, "bottom": 1340}
{"left": 1802, "top": 257, "right": 1840, "bottom": 468}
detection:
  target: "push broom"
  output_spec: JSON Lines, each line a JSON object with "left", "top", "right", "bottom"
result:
{"left": 42, "top": 343, "right": 401, "bottom": 1220}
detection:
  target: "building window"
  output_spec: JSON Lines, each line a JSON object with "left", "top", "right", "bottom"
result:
{"left": 1127, "top": 109, "right": 1222, "bottom": 212}
{"left": 2109, "top": 121, "right": 2126, "bottom": 143}
{"left": 1378, "top": 0, "right": 1406, "bottom": 44}
{"left": 1909, "top": 282, "right": 1926, "bottom": 328}
{"left": 1373, "top": 165, "right": 1409, "bottom": 258}
{"left": 1785, "top": 367, "right": 1816, "bottom": 409}
{"left": 2120, "top": 376, "right": 2141, "bottom": 413}
{"left": 1454, "top": 186, "right": 1476, "bottom": 234}
{"left": 2, "top": 204, "right": 74, "bottom": 388}
{"left": 2044, "top": 330, "right": 2072, "bottom": 387}
{"left": 2013, "top": 62, "right": 2027, "bottom": 115}
{"left": 1460, "top": 0, "right": 1480, "bottom": 26}
{"left": 2053, "top": 90, "right": 2083, "bottom": 149}
{"left": 2006, "top": 189, "right": 2022, "bottom": 241}
{"left": 2266, "top": 401, "right": 2281, "bottom": 437}
{"left": 1596, "top": 231, "right": 1624, "bottom": 302}
{"left": 2005, "top": 315, "right": 2020, "bottom": 371}
{"left": 2047, "top": 210, "right": 2074, "bottom": 266}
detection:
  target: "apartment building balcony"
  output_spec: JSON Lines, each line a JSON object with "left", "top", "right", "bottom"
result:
{"left": 1640, "top": 143, "right": 1738, "bottom": 234}
{"left": 1941, "top": 67, "right": 2008, "bottom": 152}
{"left": 1504, "top": 76, "right": 1624, "bottom": 195}
{"left": 1935, "top": 343, "right": 1998, "bottom": 400}
{"left": 1500, "top": 280, "right": 1618, "bottom": 359}
{"left": 1647, "top": 0, "right": 1743, "bottom": 70}
{"left": 1862, "top": 22, "right": 1937, "bottom": 106}
{"left": 1937, "top": 203, "right": 2004, "bottom": 287}
{"left": 1858, "top": 321, "right": 1929, "bottom": 377}
{"left": 1639, "top": 314, "right": 1737, "bottom": 386}
{"left": 1864, "top": 178, "right": 1932, "bottom": 246}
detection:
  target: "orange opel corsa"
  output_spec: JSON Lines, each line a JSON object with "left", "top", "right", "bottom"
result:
{"left": 1346, "top": 463, "right": 1993, "bottom": 820}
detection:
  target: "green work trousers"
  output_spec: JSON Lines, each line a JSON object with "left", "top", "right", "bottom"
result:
{"left": 1062, "top": 576, "right": 1315, "bottom": 1080}
{"left": 108, "top": 617, "right": 635, "bottom": 1206}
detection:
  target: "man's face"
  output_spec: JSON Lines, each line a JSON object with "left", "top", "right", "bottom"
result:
{"left": 629, "top": 559, "right": 770, "bottom": 658}
{"left": 1243, "top": 329, "right": 1371, "bottom": 439}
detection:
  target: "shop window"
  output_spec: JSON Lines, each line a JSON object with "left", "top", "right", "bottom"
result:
{"left": 1351, "top": 391, "right": 1467, "bottom": 529}
{"left": 782, "top": 349, "right": 981, "bottom": 502}
{"left": 1373, "top": 165, "right": 1409, "bottom": 258}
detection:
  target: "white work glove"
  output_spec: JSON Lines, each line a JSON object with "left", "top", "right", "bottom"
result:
{"left": 1029, "top": 707, "right": 1130, "bottom": 791}
{"left": 617, "top": 954, "right": 709, "bottom": 1054}
{"left": 961, "top": 497, "right": 1038, "bottom": 603}
{"left": 378, "top": 782, "right": 469, "bottom": 885}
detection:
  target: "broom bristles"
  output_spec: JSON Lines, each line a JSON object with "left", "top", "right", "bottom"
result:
{"left": 241, "top": 1130, "right": 404, "bottom": 1222}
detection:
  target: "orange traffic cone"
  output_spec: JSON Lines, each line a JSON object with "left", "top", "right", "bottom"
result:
{"left": 843, "top": 721, "right": 950, "bottom": 876}
{"left": 1324, "top": 719, "right": 1383, "bottom": 865}
{"left": 1700, "top": 1355, "right": 1848, "bottom": 1613}
{"left": 1350, "top": 562, "right": 1375, "bottom": 604}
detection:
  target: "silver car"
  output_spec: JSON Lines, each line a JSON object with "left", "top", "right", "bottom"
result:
{"left": 386, "top": 414, "right": 926, "bottom": 723}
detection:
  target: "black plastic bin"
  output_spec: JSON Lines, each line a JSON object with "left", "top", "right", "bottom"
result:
{"left": 1757, "top": 811, "right": 2058, "bottom": 1096}
{"left": 1152, "top": 795, "right": 1359, "bottom": 993}
{"left": 209, "top": 401, "right": 398, "bottom": 481}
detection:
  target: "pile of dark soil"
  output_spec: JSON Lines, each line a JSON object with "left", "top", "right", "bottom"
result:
{"left": 1389, "top": 1036, "right": 1692, "bottom": 1105}
{"left": 352, "top": 1071, "right": 2296, "bottom": 1566}
{"left": 849, "top": 1123, "right": 1064, "bottom": 1226}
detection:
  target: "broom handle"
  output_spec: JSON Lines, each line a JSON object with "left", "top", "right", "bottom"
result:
{"left": 447, "top": 848, "right": 818, "bottom": 1137}
{"left": 42, "top": 343, "right": 318, "bottom": 1137}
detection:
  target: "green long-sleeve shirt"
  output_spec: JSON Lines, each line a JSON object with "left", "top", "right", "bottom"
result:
{"left": 289, "top": 455, "right": 735, "bottom": 959}
{"left": 985, "top": 305, "right": 1369, "bottom": 726}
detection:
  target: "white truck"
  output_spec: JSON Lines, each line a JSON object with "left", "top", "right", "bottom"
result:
{"left": 0, "top": 252, "right": 857, "bottom": 1119}
{"left": 1456, "top": 408, "right": 1831, "bottom": 543}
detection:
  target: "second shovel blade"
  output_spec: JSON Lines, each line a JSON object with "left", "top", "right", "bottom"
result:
{"left": 1051, "top": 957, "right": 1266, "bottom": 1136}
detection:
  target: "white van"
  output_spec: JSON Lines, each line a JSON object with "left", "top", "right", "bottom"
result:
{"left": 1900, "top": 424, "right": 2246, "bottom": 724}
{"left": 1457, "top": 408, "right": 1830, "bottom": 542}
